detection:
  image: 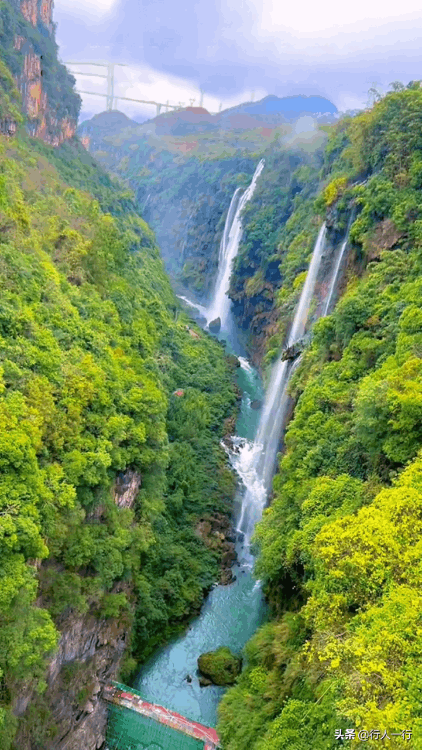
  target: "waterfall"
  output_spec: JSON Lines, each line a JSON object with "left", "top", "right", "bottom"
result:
{"left": 177, "top": 159, "right": 264, "bottom": 331}
{"left": 322, "top": 218, "right": 352, "bottom": 316}
{"left": 177, "top": 295, "right": 209, "bottom": 320}
{"left": 207, "top": 159, "right": 265, "bottom": 330}
{"left": 235, "top": 222, "right": 327, "bottom": 551}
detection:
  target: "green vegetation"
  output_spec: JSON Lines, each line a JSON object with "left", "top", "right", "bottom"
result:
{"left": 198, "top": 647, "right": 242, "bottom": 686}
{"left": 0, "top": 123, "right": 237, "bottom": 748}
{"left": 78, "top": 114, "right": 326, "bottom": 301}
{"left": 229, "top": 142, "right": 325, "bottom": 353}
{"left": 218, "top": 85, "right": 422, "bottom": 749}
{"left": 0, "top": 58, "right": 22, "bottom": 123}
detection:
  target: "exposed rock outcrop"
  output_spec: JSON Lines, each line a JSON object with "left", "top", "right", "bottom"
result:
{"left": 9, "top": 0, "right": 79, "bottom": 145}
{"left": 113, "top": 469, "right": 142, "bottom": 509}
{"left": 14, "top": 597, "right": 131, "bottom": 750}
{"left": 209, "top": 317, "right": 221, "bottom": 333}
{"left": 196, "top": 513, "right": 237, "bottom": 585}
{"left": 281, "top": 342, "right": 303, "bottom": 362}
{"left": 365, "top": 218, "right": 404, "bottom": 260}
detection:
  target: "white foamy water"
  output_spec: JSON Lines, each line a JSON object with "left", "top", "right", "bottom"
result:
{"left": 237, "top": 223, "right": 328, "bottom": 549}
{"left": 177, "top": 161, "right": 264, "bottom": 335}
{"left": 322, "top": 217, "right": 352, "bottom": 316}
{"left": 177, "top": 295, "right": 209, "bottom": 318}
{"left": 238, "top": 356, "right": 254, "bottom": 375}
{"left": 206, "top": 160, "right": 265, "bottom": 330}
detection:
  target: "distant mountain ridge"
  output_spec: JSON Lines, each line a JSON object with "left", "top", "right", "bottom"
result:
{"left": 79, "top": 93, "right": 338, "bottom": 140}
{"left": 221, "top": 94, "right": 338, "bottom": 119}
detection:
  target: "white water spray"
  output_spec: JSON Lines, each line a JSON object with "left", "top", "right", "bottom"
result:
{"left": 176, "top": 295, "right": 209, "bottom": 319}
{"left": 236, "top": 223, "right": 327, "bottom": 550}
{"left": 207, "top": 159, "right": 265, "bottom": 329}
{"left": 176, "top": 161, "right": 264, "bottom": 331}
{"left": 238, "top": 356, "right": 254, "bottom": 375}
{"left": 322, "top": 219, "right": 352, "bottom": 316}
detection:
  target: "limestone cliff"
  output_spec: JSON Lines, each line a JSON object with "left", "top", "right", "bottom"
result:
{"left": 1, "top": 0, "right": 80, "bottom": 144}
{"left": 13, "top": 599, "right": 130, "bottom": 750}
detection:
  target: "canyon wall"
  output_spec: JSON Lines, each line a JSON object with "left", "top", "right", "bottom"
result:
{"left": 14, "top": 603, "right": 129, "bottom": 750}
{"left": 1, "top": 0, "right": 80, "bottom": 144}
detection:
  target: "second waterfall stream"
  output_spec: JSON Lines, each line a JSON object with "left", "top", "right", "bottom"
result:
{"left": 135, "top": 162, "right": 333, "bottom": 729}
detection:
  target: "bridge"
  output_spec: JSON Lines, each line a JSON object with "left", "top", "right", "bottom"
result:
{"left": 103, "top": 682, "right": 221, "bottom": 750}
{"left": 64, "top": 62, "right": 223, "bottom": 117}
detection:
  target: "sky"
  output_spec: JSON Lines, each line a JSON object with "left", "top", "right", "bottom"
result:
{"left": 54, "top": 0, "right": 422, "bottom": 123}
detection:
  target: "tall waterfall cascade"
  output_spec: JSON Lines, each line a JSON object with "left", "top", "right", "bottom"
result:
{"left": 176, "top": 160, "right": 265, "bottom": 330}
{"left": 206, "top": 159, "right": 265, "bottom": 329}
{"left": 135, "top": 206, "right": 353, "bottom": 727}
{"left": 177, "top": 198, "right": 352, "bottom": 558}
{"left": 234, "top": 223, "right": 328, "bottom": 552}
{"left": 323, "top": 216, "right": 353, "bottom": 316}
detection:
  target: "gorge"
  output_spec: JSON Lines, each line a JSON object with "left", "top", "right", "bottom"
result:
{"left": 1, "top": 4, "right": 422, "bottom": 748}
{"left": 131, "top": 168, "right": 352, "bottom": 740}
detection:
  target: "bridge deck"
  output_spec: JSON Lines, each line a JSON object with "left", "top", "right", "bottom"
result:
{"left": 104, "top": 682, "right": 220, "bottom": 749}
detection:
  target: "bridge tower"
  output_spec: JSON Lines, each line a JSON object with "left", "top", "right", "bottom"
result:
{"left": 64, "top": 62, "right": 128, "bottom": 111}
{"left": 106, "top": 63, "right": 115, "bottom": 110}
{"left": 63, "top": 61, "right": 219, "bottom": 116}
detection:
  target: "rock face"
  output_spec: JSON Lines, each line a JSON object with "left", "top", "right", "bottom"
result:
{"left": 281, "top": 342, "right": 303, "bottom": 362}
{"left": 209, "top": 317, "right": 221, "bottom": 333}
{"left": 197, "top": 647, "right": 242, "bottom": 686}
{"left": 10, "top": 0, "right": 78, "bottom": 145}
{"left": 13, "top": 601, "right": 130, "bottom": 750}
{"left": 196, "top": 513, "right": 237, "bottom": 585}
{"left": 113, "top": 469, "right": 141, "bottom": 509}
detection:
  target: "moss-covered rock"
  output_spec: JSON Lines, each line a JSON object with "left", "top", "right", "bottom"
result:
{"left": 197, "top": 647, "right": 242, "bottom": 686}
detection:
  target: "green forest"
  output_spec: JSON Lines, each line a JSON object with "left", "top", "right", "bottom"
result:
{"left": 2, "top": 0, "right": 422, "bottom": 745}
{"left": 0, "top": 114, "right": 237, "bottom": 748}
{"left": 217, "top": 86, "right": 422, "bottom": 749}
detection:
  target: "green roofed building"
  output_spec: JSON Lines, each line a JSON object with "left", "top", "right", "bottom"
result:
{"left": 104, "top": 683, "right": 220, "bottom": 750}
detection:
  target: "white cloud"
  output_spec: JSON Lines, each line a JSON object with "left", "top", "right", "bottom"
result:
{"left": 55, "top": 0, "right": 117, "bottom": 20}
{"left": 335, "top": 92, "right": 367, "bottom": 112}
{"left": 258, "top": 0, "right": 422, "bottom": 35}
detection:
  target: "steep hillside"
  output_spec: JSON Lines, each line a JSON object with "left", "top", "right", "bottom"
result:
{"left": 217, "top": 83, "right": 422, "bottom": 750}
{"left": 0, "top": 0, "right": 80, "bottom": 143}
{"left": 0, "top": 67, "right": 238, "bottom": 750}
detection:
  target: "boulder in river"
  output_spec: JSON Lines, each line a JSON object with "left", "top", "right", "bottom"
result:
{"left": 197, "top": 647, "right": 242, "bottom": 686}
{"left": 208, "top": 317, "right": 221, "bottom": 333}
{"left": 250, "top": 399, "right": 262, "bottom": 410}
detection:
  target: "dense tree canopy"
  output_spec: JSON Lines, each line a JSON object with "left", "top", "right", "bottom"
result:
{"left": 0, "top": 129, "right": 237, "bottom": 748}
